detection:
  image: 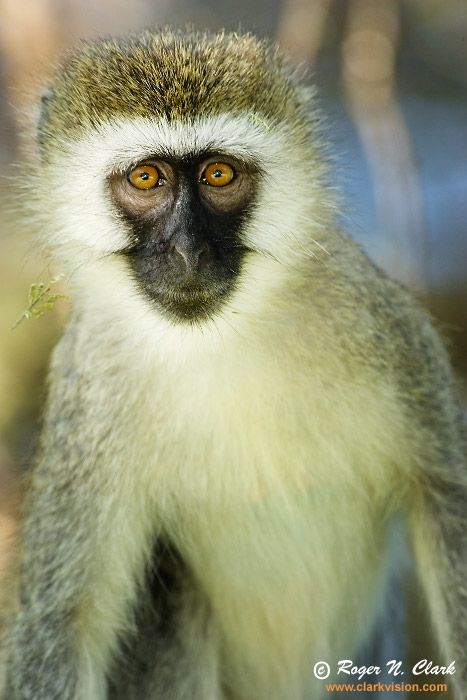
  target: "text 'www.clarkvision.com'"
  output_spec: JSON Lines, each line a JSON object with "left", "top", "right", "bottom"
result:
{"left": 313, "top": 658, "right": 454, "bottom": 694}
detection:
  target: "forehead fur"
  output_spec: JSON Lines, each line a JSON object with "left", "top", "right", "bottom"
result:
{"left": 39, "top": 28, "right": 307, "bottom": 145}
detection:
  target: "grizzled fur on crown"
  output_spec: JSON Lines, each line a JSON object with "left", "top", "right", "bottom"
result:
{"left": 38, "top": 28, "right": 308, "bottom": 149}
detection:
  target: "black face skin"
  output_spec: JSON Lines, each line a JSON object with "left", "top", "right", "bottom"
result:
{"left": 110, "top": 153, "right": 257, "bottom": 324}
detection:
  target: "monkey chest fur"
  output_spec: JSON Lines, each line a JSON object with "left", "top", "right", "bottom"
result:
{"left": 131, "top": 357, "right": 404, "bottom": 696}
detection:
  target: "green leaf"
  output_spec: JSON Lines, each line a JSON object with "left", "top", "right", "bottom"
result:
{"left": 12, "top": 274, "right": 69, "bottom": 330}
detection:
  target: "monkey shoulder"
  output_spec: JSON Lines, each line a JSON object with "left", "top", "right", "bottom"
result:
{"left": 323, "top": 243, "right": 465, "bottom": 459}
{"left": 319, "top": 239, "right": 453, "bottom": 382}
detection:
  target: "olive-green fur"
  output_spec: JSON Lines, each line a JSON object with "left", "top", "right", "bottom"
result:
{"left": 40, "top": 28, "right": 304, "bottom": 143}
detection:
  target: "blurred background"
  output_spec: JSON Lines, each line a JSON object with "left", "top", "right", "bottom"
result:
{"left": 0, "top": 1, "right": 466, "bottom": 695}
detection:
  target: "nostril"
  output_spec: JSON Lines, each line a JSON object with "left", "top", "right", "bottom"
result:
{"left": 196, "top": 241, "right": 210, "bottom": 261}
{"left": 171, "top": 240, "right": 210, "bottom": 271}
{"left": 172, "top": 242, "right": 189, "bottom": 267}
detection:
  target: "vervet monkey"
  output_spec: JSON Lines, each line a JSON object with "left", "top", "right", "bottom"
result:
{"left": 4, "top": 28, "right": 467, "bottom": 700}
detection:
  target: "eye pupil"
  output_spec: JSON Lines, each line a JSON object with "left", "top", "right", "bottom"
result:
{"left": 141, "top": 171, "right": 150, "bottom": 180}
{"left": 213, "top": 169, "right": 222, "bottom": 178}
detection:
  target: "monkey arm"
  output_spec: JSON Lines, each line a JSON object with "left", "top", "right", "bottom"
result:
{"left": 5, "top": 472, "right": 98, "bottom": 700}
{"left": 5, "top": 326, "right": 158, "bottom": 700}
{"left": 390, "top": 313, "right": 467, "bottom": 700}
{"left": 408, "top": 427, "right": 467, "bottom": 700}
{"left": 338, "top": 269, "right": 467, "bottom": 700}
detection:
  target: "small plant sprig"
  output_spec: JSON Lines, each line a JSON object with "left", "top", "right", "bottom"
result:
{"left": 250, "top": 114, "right": 271, "bottom": 133}
{"left": 12, "top": 273, "right": 68, "bottom": 330}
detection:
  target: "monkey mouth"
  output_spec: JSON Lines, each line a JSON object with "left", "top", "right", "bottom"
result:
{"left": 123, "top": 241, "right": 247, "bottom": 324}
{"left": 143, "top": 279, "right": 235, "bottom": 323}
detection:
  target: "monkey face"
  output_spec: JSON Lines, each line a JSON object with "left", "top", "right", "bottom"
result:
{"left": 109, "top": 155, "right": 256, "bottom": 323}
{"left": 34, "top": 109, "right": 330, "bottom": 338}
{"left": 34, "top": 24, "right": 334, "bottom": 337}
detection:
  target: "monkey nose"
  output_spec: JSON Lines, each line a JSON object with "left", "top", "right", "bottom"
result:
{"left": 170, "top": 240, "right": 210, "bottom": 273}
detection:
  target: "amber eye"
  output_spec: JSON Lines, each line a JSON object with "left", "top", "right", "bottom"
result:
{"left": 128, "top": 165, "right": 160, "bottom": 190}
{"left": 202, "top": 162, "right": 234, "bottom": 187}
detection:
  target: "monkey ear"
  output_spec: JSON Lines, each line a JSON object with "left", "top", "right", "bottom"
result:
{"left": 37, "top": 90, "right": 54, "bottom": 157}
{"left": 41, "top": 90, "right": 53, "bottom": 107}
{"left": 38, "top": 89, "right": 53, "bottom": 127}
